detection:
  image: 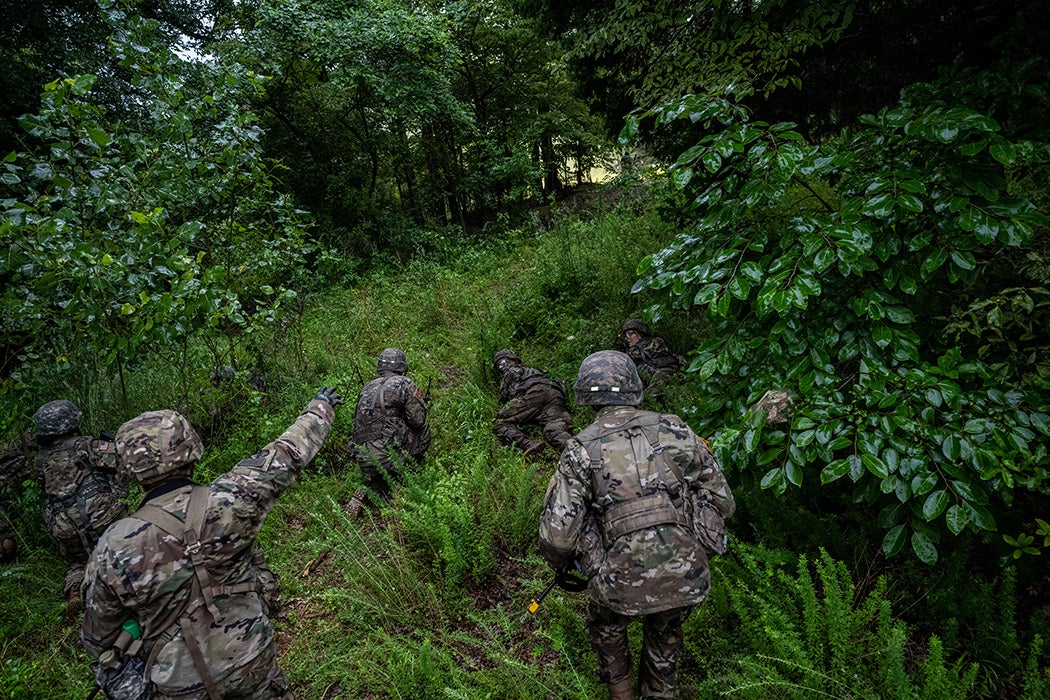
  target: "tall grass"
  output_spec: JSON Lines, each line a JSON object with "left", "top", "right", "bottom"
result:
{"left": 2, "top": 206, "right": 1047, "bottom": 698}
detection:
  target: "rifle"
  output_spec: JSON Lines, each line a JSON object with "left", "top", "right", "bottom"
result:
{"left": 526, "top": 567, "right": 589, "bottom": 615}
{"left": 423, "top": 377, "right": 433, "bottom": 407}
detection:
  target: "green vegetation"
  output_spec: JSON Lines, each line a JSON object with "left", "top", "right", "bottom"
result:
{"left": 1, "top": 0, "right": 1048, "bottom": 698}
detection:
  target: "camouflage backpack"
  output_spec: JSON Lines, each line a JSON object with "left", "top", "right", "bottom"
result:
{"left": 574, "top": 412, "right": 726, "bottom": 578}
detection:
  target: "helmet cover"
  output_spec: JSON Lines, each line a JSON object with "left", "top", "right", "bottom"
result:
{"left": 493, "top": 349, "right": 520, "bottom": 373}
{"left": 377, "top": 348, "right": 409, "bottom": 374}
{"left": 116, "top": 410, "right": 202, "bottom": 485}
{"left": 574, "top": 351, "right": 644, "bottom": 406}
{"left": 621, "top": 318, "right": 651, "bottom": 336}
{"left": 34, "top": 400, "right": 83, "bottom": 437}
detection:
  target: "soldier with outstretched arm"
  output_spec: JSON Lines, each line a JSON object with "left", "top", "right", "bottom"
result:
{"left": 81, "top": 387, "right": 343, "bottom": 700}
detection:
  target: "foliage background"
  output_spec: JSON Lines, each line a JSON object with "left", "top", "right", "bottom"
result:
{"left": 1, "top": 0, "right": 1048, "bottom": 698}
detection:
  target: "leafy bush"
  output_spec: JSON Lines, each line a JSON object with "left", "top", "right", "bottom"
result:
{"left": 624, "top": 68, "right": 1050, "bottom": 565}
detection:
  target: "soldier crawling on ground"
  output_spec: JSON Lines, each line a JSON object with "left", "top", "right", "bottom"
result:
{"left": 32, "top": 400, "right": 128, "bottom": 615}
{"left": 492, "top": 349, "right": 572, "bottom": 459}
{"left": 618, "top": 319, "right": 687, "bottom": 388}
{"left": 346, "top": 348, "right": 431, "bottom": 518}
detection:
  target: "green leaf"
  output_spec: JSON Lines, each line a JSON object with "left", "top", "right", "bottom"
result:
{"left": 821, "top": 458, "right": 850, "bottom": 483}
{"left": 863, "top": 193, "right": 895, "bottom": 218}
{"left": 882, "top": 525, "right": 907, "bottom": 557}
{"left": 941, "top": 435, "right": 961, "bottom": 461}
{"left": 946, "top": 504, "right": 969, "bottom": 534}
{"left": 897, "top": 193, "right": 923, "bottom": 213}
{"left": 702, "top": 151, "right": 722, "bottom": 173}
{"left": 989, "top": 136, "right": 1017, "bottom": 164}
{"left": 911, "top": 472, "right": 938, "bottom": 496}
{"left": 760, "top": 468, "right": 784, "bottom": 489}
{"left": 862, "top": 453, "right": 889, "bottom": 478}
{"left": 729, "top": 277, "right": 751, "bottom": 299}
{"left": 911, "top": 530, "right": 938, "bottom": 564}
{"left": 922, "top": 490, "right": 949, "bottom": 520}
{"left": 672, "top": 167, "right": 693, "bottom": 189}
{"left": 86, "top": 127, "right": 111, "bottom": 148}
{"left": 785, "top": 461, "right": 803, "bottom": 487}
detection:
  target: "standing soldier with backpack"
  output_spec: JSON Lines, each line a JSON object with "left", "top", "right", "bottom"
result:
{"left": 32, "top": 400, "right": 127, "bottom": 615}
{"left": 81, "top": 387, "right": 343, "bottom": 699}
{"left": 492, "top": 349, "right": 572, "bottom": 459}
{"left": 538, "top": 351, "right": 735, "bottom": 699}
{"left": 346, "top": 348, "right": 431, "bottom": 517}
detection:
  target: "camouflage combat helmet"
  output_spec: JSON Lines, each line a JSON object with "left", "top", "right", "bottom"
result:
{"left": 493, "top": 349, "right": 520, "bottom": 373}
{"left": 115, "top": 410, "right": 203, "bottom": 485}
{"left": 574, "top": 350, "right": 643, "bottom": 406}
{"left": 622, "top": 318, "right": 651, "bottom": 336}
{"left": 377, "top": 348, "right": 408, "bottom": 374}
{"left": 33, "top": 400, "right": 83, "bottom": 438}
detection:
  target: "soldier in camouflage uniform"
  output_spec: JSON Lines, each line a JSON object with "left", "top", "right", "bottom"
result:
{"left": 346, "top": 349, "right": 431, "bottom": 515}
{"left": 32, "top": 400, "right": 128, "bottom": 614}
{"left": 620, "top": 319, "right": 685, "bottom": 388}
{"left": 492, "top": 349, "right": 573, "bottom": 458}
{"left": 538, "top": 351, "right": 735, "bottom": 700}
{"left": 81, "top": 387, "right": 343, "bottom": 699}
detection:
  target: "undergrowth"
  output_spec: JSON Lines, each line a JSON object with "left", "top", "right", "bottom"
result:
{"left": 1, "top": 207, "right": 1047, "bottom": 697}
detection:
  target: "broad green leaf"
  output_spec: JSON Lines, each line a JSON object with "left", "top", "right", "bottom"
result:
{"left": 882, "top": 525, "right": 907, "bottom": 557}
{"left": 821, "top": 458, "right": 850, "bottom": 483}
{"left": 922, "top": 490, "right": 949, "bottom": 520}
{"left": 862, "top": 453, "right": 889, "bottom": 478}
{"left": 946, "top": 504, "right": 969, "bottom": 534}
{"left": 989, "top": 136, "right": 1017, "bottom": 164}
{"left": 911, "top": 530, "right": 938, "bottom": 564}
{"left": 911, "top": 472, "right": 938, "bottom": 496}
{"left": 729, "top": 277, "right": 751, "bottom": 299}
{"left": 897, "top": 193, "right": 923, "bottom": 213}
{"left": 785, "top": 461, "right": 803, "bottom": 487}
{"left": 941, "top": 435, "right": 961, "bottom": 461}
{"left": 760, "top": 467, "right": 784, "bottom": 489}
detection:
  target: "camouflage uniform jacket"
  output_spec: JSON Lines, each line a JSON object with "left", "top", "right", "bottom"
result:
{"left": 498, "top": 365, "right": 566, "bottom": 405}
{"left": 81, "top": 399, "right": 334, "bottom": 696}
{"left": 538, "top": 405, "right": 735, "bottom": 616}
{"left": 351, "top": 372, "right": 431, "bottom": 459}
{"left": 627, "top": 337, "right": 683, "bottom": 377}
{"left": 35, "top": 435, "right": 126, "bottom": 552}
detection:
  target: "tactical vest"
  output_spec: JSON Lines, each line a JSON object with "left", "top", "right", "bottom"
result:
{"left": 133, "top": 485, "right": 276, "bottom": 700}
{"left": 37, "top": 438, "right": 124, "bottom": 553}
{"left": 354, "top": 376, "right": 408, "bottom": 444}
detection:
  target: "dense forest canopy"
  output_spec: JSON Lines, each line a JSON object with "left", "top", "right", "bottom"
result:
{"left": 1, "top": 0, "right": 1048, "bottom": 697}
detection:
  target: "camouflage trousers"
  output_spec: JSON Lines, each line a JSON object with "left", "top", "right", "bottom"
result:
{"left": 152, "top": 653, "right": 294, "bottom": 700}
{"left": 47, "top": 498, "right": 127, "bottom": 596}
{"left": 350, "top": 440, "right": 419, "bottom": 500}
{"left": 587, "top": 600, "right": 694, "bottom": 699}
{"left": 493, "top": 388, "right": 572, "bottom": 453}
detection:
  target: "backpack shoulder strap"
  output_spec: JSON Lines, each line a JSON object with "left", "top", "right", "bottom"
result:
{"left": 134, "top": 485, "right": 222, "bottom": 700}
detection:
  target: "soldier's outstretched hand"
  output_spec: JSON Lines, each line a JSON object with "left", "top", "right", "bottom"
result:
{"left": 314, "top": 387, "right": 345, "bottom": 407}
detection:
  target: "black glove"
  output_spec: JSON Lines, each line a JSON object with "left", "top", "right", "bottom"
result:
{"left": 314, "top": 387, "right": 345, "bottom": 407}
{"left": 555, "top": 566, "right": 589, "bottom": 592}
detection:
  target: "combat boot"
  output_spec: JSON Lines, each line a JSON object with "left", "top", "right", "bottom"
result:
{"left": 65, "top": 588, "right": 84, "bottom": 616}
{"left": 346, "top": 488, "right": 367, "bottom": 520}
{"left": 607, "top": 677, "right": 634, "bottom": 700}
{"left": 523, "top": 440, "right": 545, "bottom": 459}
